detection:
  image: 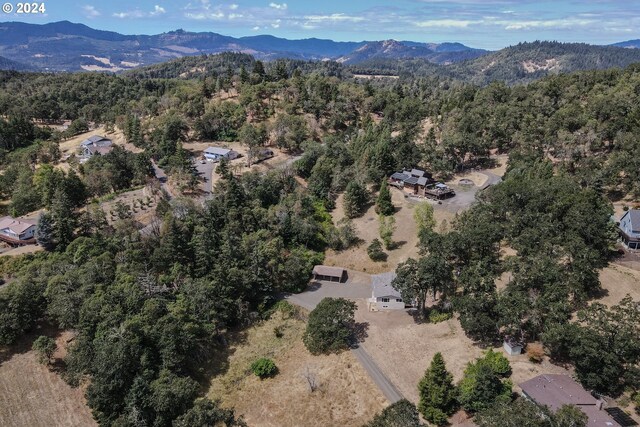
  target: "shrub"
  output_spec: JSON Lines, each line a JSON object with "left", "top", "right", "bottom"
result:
{"left": 526, "top": 342, "right": 545, "bottom": 363}
{"left": 32, "top": 335, "right": 56, "bottom": 365}
{"left": 428, "top": 309, "right": 453, "bottom": 324}
{"left": 251, "top": 358, "right": 278, "bottom": 379}
{"left": 273, "top": 326, "right": 284, "bottom": 338}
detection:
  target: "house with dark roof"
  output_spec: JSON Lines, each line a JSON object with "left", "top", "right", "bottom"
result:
{"left": 0, "top": 216, "right": 37, "bottom": 245}
{"left": 388, "top": 169, "right": 456, "bottom": 199}
{"left": 369, "top": 272, "right": 409, "bottom": 310}
{"left": 520, "top": 375, "right": 622, "bottom": 427}
{"left": 81, "top": 135, "right": 113, "bottom": 158}
{"left": 619, "top": 209, "right": 640, "bottom": 250}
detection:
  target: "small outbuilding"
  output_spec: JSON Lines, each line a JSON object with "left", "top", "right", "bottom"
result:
{"left": 503, "top": 337, "right": 523, "bottom": 355}
{"left": 312, "top": 265, "right": 347, "bottom": 283}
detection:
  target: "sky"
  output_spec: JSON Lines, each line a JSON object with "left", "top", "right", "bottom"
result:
{"left": 3, "top": 0, "right": 640, "bottom": 49}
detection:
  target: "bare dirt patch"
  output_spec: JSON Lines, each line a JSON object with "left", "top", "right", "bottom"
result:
{"left": 0, "top": 330, "right": 96, "bottom": 427}
{"left": 207, "top": 310, "right": 387, "bottom": 427}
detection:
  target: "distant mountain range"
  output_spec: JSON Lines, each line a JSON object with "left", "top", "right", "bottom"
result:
{"left": 611, "top": 39, "right": 640, "bottom": 49}
{"left": 0, "top": 20, "right": 485, "bottom": 72}
{"left": 336, "top": 39, "right": 486, "bottom": 65}
{"left": 2, "top": 20, "right": 640, "bottom": 84}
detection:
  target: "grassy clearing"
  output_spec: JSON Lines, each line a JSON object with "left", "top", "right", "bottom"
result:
{"left": 207, "top": 305, "right": 387, "bottom": 427}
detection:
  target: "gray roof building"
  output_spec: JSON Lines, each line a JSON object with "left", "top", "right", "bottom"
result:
{"left": 371, "top": 272, "right": 401, "bottom": 299}
{"left": 520, "top": 375, "right": 620, "bottom": 427}
{"left": 81, "top": 135, "right": 112, "bottom": 147}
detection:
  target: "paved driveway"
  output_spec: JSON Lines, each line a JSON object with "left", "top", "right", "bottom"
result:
{"left": 193, "top": 159, "right": 216, "bottom": 194}
{"left": 284, "top": 270, "right": 371, "bottom": 310}
{"left": 283, "top": 269, "right": 404, "bottom": 403}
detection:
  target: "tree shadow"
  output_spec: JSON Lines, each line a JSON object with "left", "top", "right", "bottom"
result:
{"left": 408, "top": 309, "right": 428, "bottom": 325}
{"left": 196, "top": 330, "right": 247, "bottom": 390}
{"left": 0, "top": 321, "right": 60, "bottom": 367}
{"left": 389, "top": 240, "right": 407, "bottom": 250}
{"left": 350, "top": 321, "right": 370, "bottom": 347}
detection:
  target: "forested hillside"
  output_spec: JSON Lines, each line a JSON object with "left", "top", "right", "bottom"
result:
{"left": 0, "top": 51, "right": 639, "bottom": 426}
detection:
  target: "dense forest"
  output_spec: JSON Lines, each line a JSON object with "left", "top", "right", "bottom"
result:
{"left": 0, "top": 50, "right": 639, "bottom": 425}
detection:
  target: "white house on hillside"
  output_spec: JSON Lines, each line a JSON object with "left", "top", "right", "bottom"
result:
{"left": 203, "top": 147, "right": 239, "bottom": 162}
{"left": 619, "top": 209, "right": 640, "bottom": 250}
{"left": 80, "top": 135, "right": 113, "bottom": 159}
{"left": 0, "top": 216, "right": 36, "bottom": 245}
{"left": 369, "top": 272, "right": 406, "bottom": 310}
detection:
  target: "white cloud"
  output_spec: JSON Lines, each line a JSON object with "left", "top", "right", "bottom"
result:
{"left": 230, "top": 4, "right": 239, "bottom": 10}
{"left": 269, "top": 2, "right": 287, "bottom": 10}
{"left": 82, "top": 5, "right": 100, "bottom": 18}
{"left": 271, "top": 19, "right": 281, "bottom": 28}
{"left": 113, "top": 5, "right": 166, "bottom": 19}
{"left": 185, "top": 11, "right": 225, "bottom": 20}
{"left": 303, "top": 13, "right": 365, "bottom": 23}
{"left": 252, "top": 26, "right": 260, "bottom": 30}
{"left": 414, "top": 19, "right": 476, "bottom": 28}
{"left": 228, "top": 13, "right": 243, "bottom": 19}
{"left": 502, "top": 18, "right": 595, "bottom": 30}
{"left": 150, "top": 5, "right": 166, "bottom": 16}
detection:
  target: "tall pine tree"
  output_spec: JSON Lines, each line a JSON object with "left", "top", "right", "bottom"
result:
{"left": 376, "top": 179, "right": 394, "bottom": 216}
{"left": 35, "top": 211, "right": 55, "bottom": 251}
{"left": 418, "top": 352, "right": 458, "bottom": 426}
{"left": 51, "top": 187, "right": 75, "bottom": 251}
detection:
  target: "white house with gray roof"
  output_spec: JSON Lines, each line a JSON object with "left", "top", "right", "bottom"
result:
{"left": 203, "top": 146, "right": 239, "bottom": 162}
{"left": 0, "top": 216, "right": 36, "bottom": 245}
{"left": 619, "top": 209, "right": 640, "bottom": 250}
{"left": 369, "top": 272, "right": 407, "bottom": 310}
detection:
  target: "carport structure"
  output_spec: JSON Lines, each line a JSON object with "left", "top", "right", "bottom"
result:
{"left": 312, "top": 265, "right": 348, "bottom": 283}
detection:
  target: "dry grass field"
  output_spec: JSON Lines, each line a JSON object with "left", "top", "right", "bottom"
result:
{"left": 324, "top": 189, "right": 423, "bottom": 274}
{"left": 0, "top": 330, "right": 96, "bottom": 427}
{"left": 356, "top": 301, "right": 571, "bottom": 408}
{"left": 597, "top": 263, "right": 640, "bottom": 306}
{"left": 207, "top": 308, "right": 387, "bottom": 427}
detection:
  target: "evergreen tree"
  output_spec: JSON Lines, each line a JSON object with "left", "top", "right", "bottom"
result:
{"left": 343, "top": 181, "right": 370, "bottom": 219}
{"left": 458, "top": 351, "right": 512, "bottom": 413}
{"left": 376, "top": 179, "right": 394, "bottom": 216}
{"left": 35, "top": 211, "right": 55, "bottom": 250}
{"left": 366, "top": 399, "right": 423, "bottom": 427}
{"left": 418, "top": 352, "right": 458, "bottom": 426}
{"left": 50, "top": 187, "right": 75, "bottom": 250}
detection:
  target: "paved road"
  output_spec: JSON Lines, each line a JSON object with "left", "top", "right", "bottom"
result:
{"left": 352, "top": 345, "right": 403, "bottom": 403}
{"left": 284, "top": 272, "right": 404, "bottom": 404}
